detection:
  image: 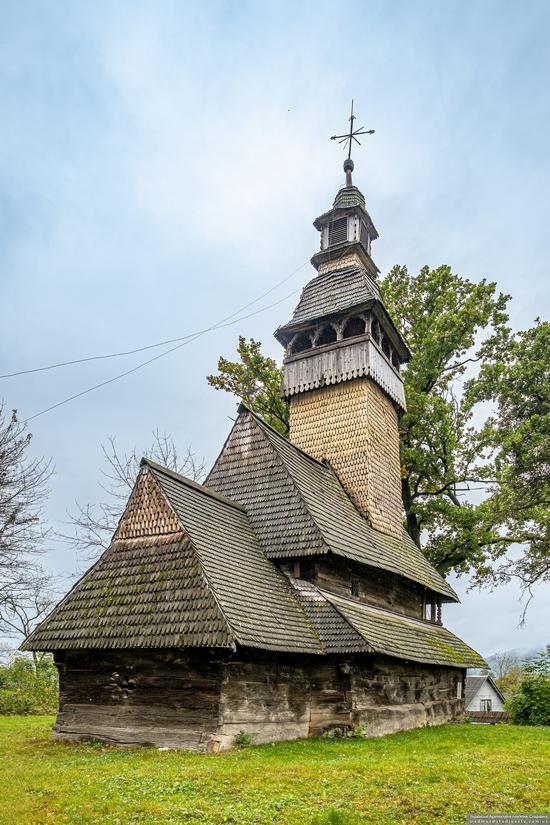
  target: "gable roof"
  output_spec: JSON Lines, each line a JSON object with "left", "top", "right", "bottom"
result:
{"left": 23, "top": 462, "right": 322, "bottom": 655}
{"left": 207, "top": 409, "right": 458, "bottom": 602}
{"left": 23, "top": 445, "right": 481, "bottom": 669}
{"left": 465, "top": 674, "right": 505, "bottom": 707}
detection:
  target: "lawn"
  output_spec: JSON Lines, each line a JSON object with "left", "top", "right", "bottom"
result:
{"left": 1, "top": 718, "right": 548, "bottom": 825}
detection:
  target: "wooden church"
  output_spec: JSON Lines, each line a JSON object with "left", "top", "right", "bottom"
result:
{"left": 24, "top": 134, "right": 485, "bottom": 750}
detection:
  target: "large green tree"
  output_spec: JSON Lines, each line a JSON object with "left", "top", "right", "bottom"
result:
{"left": 207, "top": 266, "right": 549, "bottom": 592}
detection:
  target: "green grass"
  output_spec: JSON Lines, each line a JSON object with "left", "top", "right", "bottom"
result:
{"left": 1, "top": 718, "right": 548, "bottom": 824}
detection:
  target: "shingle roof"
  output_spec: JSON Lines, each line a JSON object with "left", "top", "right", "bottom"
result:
{"left": 276, "top": 267, "right": 380, "bottom": 332}
{"left": 24, "top": 411, "right": 479, "bottom": 669}
{"left": 207, "top": 410, "right": 458, "bottom": 602}
{"left": 290, "top": 579, "right": 370, "bottom": 654}
{"left": 147, "top": 462, "right": 322, "bottom": 655}
{"left": 322, "top": 591, "right": 486, "bottom": 668}
{"left": 23, "top": 462, "right": 322, "bottom": 655}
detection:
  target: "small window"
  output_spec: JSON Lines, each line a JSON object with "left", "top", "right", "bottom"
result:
{"left": 480, "top": 699, "right": 492, "bottom": 712}
{"left": 456, "top": 681, "right": 462, "bottom": 700}
{"left": 317, "top": 325, "right": 337, "bottom": 347}
{"left": 328, "top": 217, "right": 348, "bottom": 246}
{"left": 342, "top": 316, "right": 366, "bottom": 339}
{"left": 351, "top": 578, "right": 360, "bottom": 597}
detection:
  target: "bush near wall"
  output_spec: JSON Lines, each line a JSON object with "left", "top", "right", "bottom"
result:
{"left": 0, "top": 655, "right": 58, "bottom": 715}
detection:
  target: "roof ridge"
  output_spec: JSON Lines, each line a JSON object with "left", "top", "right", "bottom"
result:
{"left": 237, "top": 404, "right": 334, "bottom": 472}
{"left": 237, "top": 406, "right": 333, "bottom": 559}
{"left": 141, "top": 458, "right": 245, "bottom": 511}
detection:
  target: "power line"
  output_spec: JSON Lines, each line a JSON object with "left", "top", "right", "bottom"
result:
{"left": 2, "top": 261, "right": 308, "bottom": 379}
{"left": 22, "top": 285, "right": 301, "bottom": 424}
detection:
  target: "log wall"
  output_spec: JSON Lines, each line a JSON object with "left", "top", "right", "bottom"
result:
{"left": 53, "top": 648, "right": 464, "bottom": 751}
{"left": 53, "top": 649, "right": 224, "bottom": 751}
{"left": 313, "top": 558, "right": 425, "bottom": 619}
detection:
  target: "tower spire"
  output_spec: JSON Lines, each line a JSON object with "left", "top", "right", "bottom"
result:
{"left": 330, "top": 100, "right": 375, "bottom": 186}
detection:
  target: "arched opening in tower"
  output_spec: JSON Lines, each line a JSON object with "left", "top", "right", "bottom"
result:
{"left": 290, "top": 332, "right": 313, "bottom": 354}
{"left": 342, "top": 316, "right": 366, "bottom": 339}
{"left": 317, "top": 324, "right": 337, "bottom": 346}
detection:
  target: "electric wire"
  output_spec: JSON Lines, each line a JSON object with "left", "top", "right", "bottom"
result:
{"left": 22, "top": 283, "right": 302, "bottom": 424}
{"left": 2, "top": 261, "right": 309, "bottom": 379}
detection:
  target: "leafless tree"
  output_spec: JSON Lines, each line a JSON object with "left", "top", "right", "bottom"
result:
{"left": 63, "top": 430, "right": 206, "bottom": 559}
{"left": 490, "top": 650, "right": 520, "bottom": 680}
{"left": 0, "top": 574, "right": 56, "bottom": 666}
{"left": 0, "top": 402, "right": 52, "bottom": 609}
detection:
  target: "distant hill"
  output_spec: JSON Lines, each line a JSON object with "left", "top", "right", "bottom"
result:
{"left": 485, "top": 647, "right": 544, "bottom": 669}
{"left": 467, "top": 646, "right": 545, "bottom": 675}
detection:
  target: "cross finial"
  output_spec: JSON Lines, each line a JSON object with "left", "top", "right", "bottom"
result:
{"left": 330, "top": 100, "right": 375, "bottom": 185}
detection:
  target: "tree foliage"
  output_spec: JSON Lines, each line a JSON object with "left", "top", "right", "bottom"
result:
{"left": 207, "top": 266, "right": 549, "bottom": 597}
{"left": 64, "top": 431, "right": 206, "bottom": 558}
{"left": 207, "top": 337, "right": 289, "bottom": 435}
{"left": 0, "top": 654, "right": 58, "bottom": 715}
{"left": 473, "top": 320, "right": 550, "bottom": 593}
{"left": 506, "top": 646, "right": 550, "bottom": 726}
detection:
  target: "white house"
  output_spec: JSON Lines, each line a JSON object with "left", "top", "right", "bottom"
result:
{"left": 465, "top": 675, "right": 505, "bottom": 713}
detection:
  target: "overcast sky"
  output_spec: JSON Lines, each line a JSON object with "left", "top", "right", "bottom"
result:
{"left": 1, "top": 0, "right": 549, "bottom": 657}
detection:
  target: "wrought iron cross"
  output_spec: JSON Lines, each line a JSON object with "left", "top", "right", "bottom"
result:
{"left": 331, "top": 100, "right": 375, "bottom": 161}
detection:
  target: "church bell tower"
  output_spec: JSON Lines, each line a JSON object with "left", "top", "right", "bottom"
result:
{"left": 274, "top": 105, "right": 410, "bottom": 539}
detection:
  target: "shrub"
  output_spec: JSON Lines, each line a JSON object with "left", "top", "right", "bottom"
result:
{"left": 506, "top": 647, "right": 550, "bottom": 726}
{"left": 322, "top": 723, "right": 368, "bottom": 739}
{"left": 234, "top": 730, "right": 255, "bottom": 748}
{"left": 0, "top": 655, "right": 58, "bottom": 715}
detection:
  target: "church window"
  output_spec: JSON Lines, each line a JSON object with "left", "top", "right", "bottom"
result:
{"left": 328, "top": 217, "right": 348, "bottom": 246}
{"left": 351, "top": 577, "right": 360, "bottom": 597}
{"left": 342, "top": 316, "right": 366, "bottom": 339}
{"left": 317, "top": 324, "right": 337, "bottom": 346}
{"left": 291, "top": 332, "right": 312, "bottom": 354}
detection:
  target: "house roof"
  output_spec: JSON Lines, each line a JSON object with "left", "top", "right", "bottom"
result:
{"left": 274, "top": 266, "right": 411, "bottom": 361}
{"left": 22, "top": 461, "right": 323, "bottom": 655}
{"left": 24, "top": 411, "right": 481, "bottom": 670}
{"left": 464, "top": 674, "right": 505, "bottom": 707}
{"left": 207, "top": 409, "right": 458, "bottom": 602}
{"left": 276, "top": 266, "right": 380, "bottom": 330}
